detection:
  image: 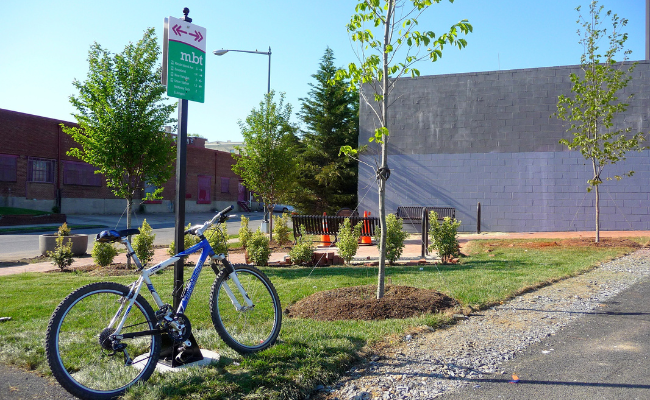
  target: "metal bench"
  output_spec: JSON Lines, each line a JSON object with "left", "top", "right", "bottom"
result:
{"left": 291, "top": 215, "right": 379, "bottom": 244}
{"left": 395, "top": 206, "right": 457, "bottom": 257}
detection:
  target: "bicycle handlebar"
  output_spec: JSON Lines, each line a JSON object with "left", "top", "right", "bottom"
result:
{"left": 184, "top": 205, "right": 234, "bottom": 237}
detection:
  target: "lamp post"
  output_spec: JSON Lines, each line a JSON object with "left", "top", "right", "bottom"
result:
{"left": 213, "top": 47, "right": 271, "bottom": 94}
{"left": 213, "top": 46, "right": 272, "bottom": 230}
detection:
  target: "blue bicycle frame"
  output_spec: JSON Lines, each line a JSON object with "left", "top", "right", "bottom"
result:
{"left": 106, "top": 235, "right": 251, "bottom": 340}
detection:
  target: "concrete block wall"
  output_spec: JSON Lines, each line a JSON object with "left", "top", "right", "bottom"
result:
{"left": 359, "top": 62, "right": 650, "bottom": 232}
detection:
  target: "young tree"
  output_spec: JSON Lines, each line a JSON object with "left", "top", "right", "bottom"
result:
{"left": 296, "top": 47, "right": 359, "bottom": 215}
{"left": 232, "top": 91, "right": 298, "bottom": 241}
{"left": 64, "top": 28, "right": 176, "bottom": 234}
{"left": 554, "top": 1, "right": 646, "bottom": 243}
{"left": 335, "top": 0, "right": 472, "bottom": 299}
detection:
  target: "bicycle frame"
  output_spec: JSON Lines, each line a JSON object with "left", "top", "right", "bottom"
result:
{"left": 107, "top": 235, "right": 253, "bottom": 340}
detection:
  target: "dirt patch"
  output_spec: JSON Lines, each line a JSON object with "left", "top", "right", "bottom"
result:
{"left": 484, "top": 237, "right": 645, "bottom": 250}
{"left": 285, "top": 285, "right": 459, "bottom": 321}
{"left": 45, "top": 263, "right": 140, "bottom": 276}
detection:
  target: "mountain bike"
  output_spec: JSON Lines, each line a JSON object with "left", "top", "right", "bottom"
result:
{"left": 45, "top": 206, "right": 282, "bottom": 400}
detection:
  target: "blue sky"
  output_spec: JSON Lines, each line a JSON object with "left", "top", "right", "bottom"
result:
{"left": 1, "top": 0, "right": 646, "bottom": 142}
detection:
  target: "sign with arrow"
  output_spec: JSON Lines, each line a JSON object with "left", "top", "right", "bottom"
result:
{"left": 162, "top": 16, "right": 206, "bottom": 103}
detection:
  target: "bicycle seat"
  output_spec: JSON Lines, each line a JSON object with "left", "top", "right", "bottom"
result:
{"left": 96, "top": 229, "right": 141, "bottom": 243}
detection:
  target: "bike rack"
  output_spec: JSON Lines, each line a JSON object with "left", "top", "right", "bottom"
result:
{"left": 158, "top": 333, "right": 204, "bottom": 367}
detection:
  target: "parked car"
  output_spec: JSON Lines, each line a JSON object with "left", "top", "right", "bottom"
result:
{"left": 272, "top": 204, "right": 295, "bottom": 213}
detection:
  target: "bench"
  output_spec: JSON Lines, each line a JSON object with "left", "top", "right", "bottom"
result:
{"left": 395, "top": 206, "right": 457, "bottom": 257}
{"left": 396, "top": 206, "right": 456, "bottom": 222}
{"left": 292, "top": 215, "right": 380, "bottom": 244}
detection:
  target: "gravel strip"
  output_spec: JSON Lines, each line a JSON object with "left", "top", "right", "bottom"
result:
{"left": 314, "top": 248, "right": 650, "bottom": 400}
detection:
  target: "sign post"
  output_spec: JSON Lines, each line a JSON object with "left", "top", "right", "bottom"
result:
{"left": 161, "top": 7, "right": 207, "bottom": 368}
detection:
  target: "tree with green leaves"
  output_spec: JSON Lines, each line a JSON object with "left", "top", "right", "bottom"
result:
{"left": 554, "top": 1, "right": 646, "bottom": 243}
{"left": 296, "top": 47, "right": 359, "bottom": 215}
{"left": 334, "top": 0, "right": 472, "bottom": 299}
{"left": 232, "top": 91, "right": 298, "bottom": 241}
{"left": 64, "top": 28, "right": 176, "bottom": 234}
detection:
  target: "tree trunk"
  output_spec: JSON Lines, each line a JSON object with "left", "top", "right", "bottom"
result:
{"left": 376, "top": 0, "right": 394, "bottom": 300}
{"left": 595, "top": 184, "right": 600, "bottom": 243}
{"left": 126, "top": 198, "right": 132, "bottom": 268}
{"left": 269, "top": 205, "right": 274, "bottom": 242}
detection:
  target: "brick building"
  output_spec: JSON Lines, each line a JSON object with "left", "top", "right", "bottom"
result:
{"left": 0, "top": 108, "right": 249, "bottom": 214}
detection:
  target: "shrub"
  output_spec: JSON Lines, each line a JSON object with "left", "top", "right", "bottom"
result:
{"left": 132, "top": 219, "right": 156, "bottom": 265}
{"left": 48, "top": 235, "right": 74, "bottom": 270}
{"left": 337, "top": 218, "right": 363, "bottom": 264}
{"left": 168, "top": 223, "right": 200, "bottom": 256}
{"left": 375, "top": 213, "right": 409, "bottom": 264}
{"left": 272, "top": 213, "right": 291, "bottom": 246}
{"left": 238, "top": 216, "right": 253, "bottom": 249}
{"left": 428, "top": 211, "right": 461, "bottom": 264}
{"left": 57, "top": 222, "right": 71, "bottom": 237}
{"left": 206, "top": 222, "right": 228, "bottom": 256}
{"left": 289, "top": 228, "right": 314, "bottom": 266}
{"left": 247, "top": 229, "right": 270, "bottom": 266}
{"left": 92, "top": 241, "right": 117, "bottom": 267}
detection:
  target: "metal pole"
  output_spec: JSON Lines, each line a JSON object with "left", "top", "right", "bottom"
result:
{"left": 173, "top": 7, "right": 192, "bottom": 311}
{"left": 173, "top": 98, "right": 188, "bottom": 310}
{"left": 267, "top": 47, "right": 272, "bottom": 94}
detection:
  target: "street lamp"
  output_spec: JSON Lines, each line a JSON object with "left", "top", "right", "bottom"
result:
{"left": 213, "top": 46, "right": 272, "bottom": 229}
{"left": 212, "top": 47, "right": 271, "bottom": 94}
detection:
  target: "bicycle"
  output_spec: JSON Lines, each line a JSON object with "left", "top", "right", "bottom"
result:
{"left": 45, "top": 206, "right": 282, "bottom": 400}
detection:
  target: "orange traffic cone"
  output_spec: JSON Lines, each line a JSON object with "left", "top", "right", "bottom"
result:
{"left": 321, "top": 212, "right": 331, "bottom": 246}
{"left": 361, "top": 211, "right": 372, "bottom": 244}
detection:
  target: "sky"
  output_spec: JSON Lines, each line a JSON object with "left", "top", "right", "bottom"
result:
{"left": 1, "top": 0, "right": 646, "bottom": 143}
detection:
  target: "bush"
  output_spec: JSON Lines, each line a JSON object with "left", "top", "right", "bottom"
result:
{"left": 132, "top": 219, "right": 156, "bottom": 265}
{"left": 273, "top": 213, "right": 291, "bottom": 246}
{"left": 57, "top": 222, "right": 71, "bottom": 237}
{"left": 206, "top": 222, "right": 228, "bottom": 256}
{"left": 92, "top": 241, "right": 117, "bottom": 267}
{"left": 168, "top": 223, "right": 200, "bottom": 256}
{"left": 289, "top": 228, "right": 314, "bottom": 266}
{"left": 428, "top": 211, "right": 461, "bottom": 264}
{"left": 238, "top": 216, "right": 253, "bottom": 249}
{"left": 48, "top": 235, "right": 74, "bottom": 270}
{"left": 375, "top": 213, "right": 409, "bottom": 264}
{"left": 337, "top": 218, "right": 363, "bottom": 264}
{"left": 247, "top": 229, "right": 270, "bottom": 266}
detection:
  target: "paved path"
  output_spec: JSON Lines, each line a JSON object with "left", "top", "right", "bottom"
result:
{"left": 442, "top": 275, "right": 650, "bottom": 400}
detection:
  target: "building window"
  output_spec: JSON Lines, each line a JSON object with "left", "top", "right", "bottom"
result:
{"left": 28, "top": 158, "right": 55, "bottom": 183}
{"left": 63, "top": 161, "right": 102, "bottom": 186}
{"left": 221, "top": 177, "right": 230, "bottom": 193}
{"left": 0, "top": 154, "right": 17, "bottom": 182}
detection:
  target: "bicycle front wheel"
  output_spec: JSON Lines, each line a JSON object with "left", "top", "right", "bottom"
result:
{"left": 45, "top": 282, "right": 161, "bottom": 400}
{"left": 209, "top": 264, "right": 282, "bottom": 354}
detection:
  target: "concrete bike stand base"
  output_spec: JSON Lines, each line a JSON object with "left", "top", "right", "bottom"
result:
{"left": 133, "top": 350, "right": 220, "bottom": 373}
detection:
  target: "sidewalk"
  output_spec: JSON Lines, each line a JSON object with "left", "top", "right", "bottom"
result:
{"left": 0, "top": 235, "right": 431, "bottom": 276}
{"left": 2, "top": 230, "right": 649, "bottom": 276}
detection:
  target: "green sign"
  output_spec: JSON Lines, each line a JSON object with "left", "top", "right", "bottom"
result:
{"left": 163, "top": 16, "right": 206, "bottom": 103}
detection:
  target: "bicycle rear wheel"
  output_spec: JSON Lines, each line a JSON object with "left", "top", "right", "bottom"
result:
{"left": 45, "top": 282, "right": 161, "bottom": 400}
{"left": 209, "top": 264, "right": 282, "bottom": 354}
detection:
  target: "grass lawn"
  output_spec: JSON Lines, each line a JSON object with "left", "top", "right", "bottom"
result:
{"left": 0, "top": 207, "right": 51, "bottom": 216}
{"left": 0, "top": 238, "right": 644, "bottom": 399}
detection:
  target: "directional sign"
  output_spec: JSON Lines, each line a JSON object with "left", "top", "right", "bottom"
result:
{"left": 163, "top": 16, "right": 206, "bottom": 103}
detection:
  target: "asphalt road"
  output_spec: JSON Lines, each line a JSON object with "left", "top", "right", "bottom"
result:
{"left": 0, "top": 211, "right": 269, "bottom": 262}
{"left": 442, "top": 277, "right": 650, "bottom": 400}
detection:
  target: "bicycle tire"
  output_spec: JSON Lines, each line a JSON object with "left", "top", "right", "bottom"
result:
{"left": 45, "top": 282, "right": 161, "bottom": 400}
{"left": 209, "top": 264, "right": 282, "bottom": 354}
